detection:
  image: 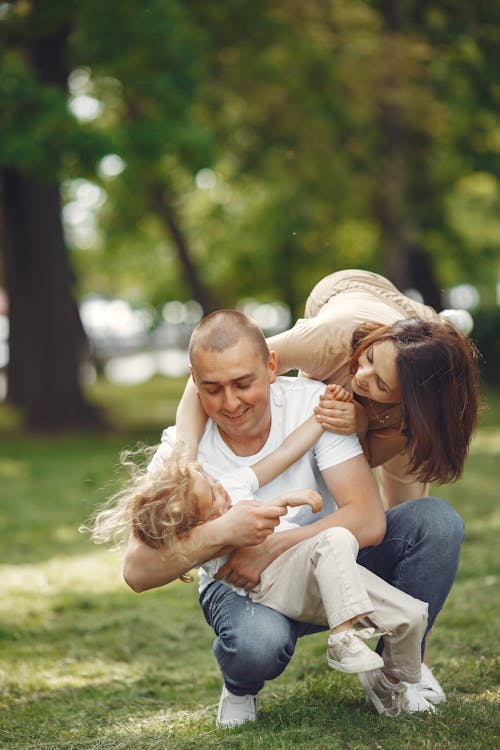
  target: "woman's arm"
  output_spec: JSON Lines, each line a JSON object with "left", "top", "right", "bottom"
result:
{"left": 315, "top": 387, "right": 409, "bottom": 467}
{"left": 173, "top": 376, "right": 208, "bottom": 461}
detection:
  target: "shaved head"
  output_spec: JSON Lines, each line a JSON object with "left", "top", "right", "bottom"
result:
{"left": 189, "top": 310, "right": 270, "bottom": 366}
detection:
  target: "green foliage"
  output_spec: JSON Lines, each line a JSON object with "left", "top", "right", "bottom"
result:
{"left": 1, "top": 1, "right": 499, "bottom": 310}
{"left": 0, "top": 380, "right": 499, "bottom": 749}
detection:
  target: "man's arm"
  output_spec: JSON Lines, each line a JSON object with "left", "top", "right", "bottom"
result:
{"left": 215, "top": 453, "right": 386, "bottom": 589}
{"left": 123, "top": 500, "right": 286, "bottom": 592}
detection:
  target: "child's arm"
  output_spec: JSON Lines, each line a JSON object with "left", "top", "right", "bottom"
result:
{"left": 268, "top": 488, "right": 323, "bottom": 514}
{"left": 251, "top": 384, "right": 352, "bottom": 488}
{"left": 172, "top": 377, "right": 208, "bottom": 461}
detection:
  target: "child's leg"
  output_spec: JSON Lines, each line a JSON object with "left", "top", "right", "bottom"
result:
{"left": 250, "top": 527, "right": 385, "bottom": 674}
{"left": 250, "top": 527, "right": 374, "bottom": 629}
{"left": 357, "top": 566, "right": 428, "bottom": 683}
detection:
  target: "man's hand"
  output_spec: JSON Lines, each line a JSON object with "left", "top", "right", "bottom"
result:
{"left": 215, "top": 535, "right": 283, "bottom": 590}
{"left": 214, "top": 500, "right": 286, "bottom": 548}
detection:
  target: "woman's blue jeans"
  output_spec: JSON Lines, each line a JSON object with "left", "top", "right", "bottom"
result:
{"left": 199, "top": 497, "right": 464, "bottom": 696}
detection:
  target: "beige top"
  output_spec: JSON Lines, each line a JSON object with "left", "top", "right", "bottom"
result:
{"left": 267, "top": 269, "right": 438, "bottom": 462}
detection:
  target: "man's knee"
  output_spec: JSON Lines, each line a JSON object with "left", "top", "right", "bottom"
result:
{"left": 214, "top": 603, "right": 296, "bottom": 683}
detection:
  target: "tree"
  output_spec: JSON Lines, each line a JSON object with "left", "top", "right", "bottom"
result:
{"left": 0, "top": 3, "right": 103, "bottom": 430}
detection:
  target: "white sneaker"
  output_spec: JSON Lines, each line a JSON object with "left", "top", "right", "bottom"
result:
{"left": 358, "top": 669, "right": 409, "bottom": 717}
{"left": 216, "top": 684, "right": 258, "bottom": 728}
{"left": 405, "top": 663, "right": 446, "bottom": 706}
{"left": 439, "top": 309, "right": 474, "bottom": 335}
{"left": 404, "top": 681, "right": 437, "bottom": 713}
{"left": 327, "top": 627, "right": 385, "bottom": 673}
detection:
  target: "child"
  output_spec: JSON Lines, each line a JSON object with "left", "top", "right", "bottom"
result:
{"left": 90, "top": 385, "right": 429, "bottom": 715}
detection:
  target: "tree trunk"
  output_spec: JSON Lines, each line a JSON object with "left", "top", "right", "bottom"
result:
{"left": 1, "top": 168, "right": 101, "bottom": 431}
{"left": 375, "top": 1, "right": 443, "bottom": 310}
{"left": 148, "top": 181, "right": 216, "bottom": 315}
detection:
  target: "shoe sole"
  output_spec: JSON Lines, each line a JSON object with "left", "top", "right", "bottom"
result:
{"left": 327, "top": 651, "right": 384, "bottom": 674}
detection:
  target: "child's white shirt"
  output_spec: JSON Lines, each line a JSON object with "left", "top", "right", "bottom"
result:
{"left": 201, "top": 466, "right": 299, "bottom": 596}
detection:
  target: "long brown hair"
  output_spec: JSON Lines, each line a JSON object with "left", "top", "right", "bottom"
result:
{"left": 351, "top": 318, "right": 481, "bottom": 485}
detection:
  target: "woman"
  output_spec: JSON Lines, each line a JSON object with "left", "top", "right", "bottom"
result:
{"left": 265, "top": 269, "right": 480, "bottom": 507}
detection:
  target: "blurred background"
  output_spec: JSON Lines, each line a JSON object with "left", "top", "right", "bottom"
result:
{"left": 1, "top": 5, "right": 500, "bottom": 748}
{"left": 0, "top": 0, "right": 499, "bottom": 433}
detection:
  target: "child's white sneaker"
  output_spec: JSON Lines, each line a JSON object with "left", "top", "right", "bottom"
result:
{"left": 327, "top": 627, "right": 385, "bottom": 673}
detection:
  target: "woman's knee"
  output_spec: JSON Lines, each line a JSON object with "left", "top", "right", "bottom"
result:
{"left": 415, "top": 497, "right": 464, "bottom": 545}
{"left": 389, "top": 496, "right": 464, "bottom": 547}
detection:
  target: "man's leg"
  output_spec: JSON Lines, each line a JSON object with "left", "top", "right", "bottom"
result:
{"left": 357, "top": 496, "right": 464, "bottom": 652}
{"left": 200, "top": 580, "right": 320, "bottom": 697}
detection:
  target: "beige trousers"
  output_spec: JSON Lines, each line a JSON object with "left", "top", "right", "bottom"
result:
{"left": 250, "top": 527, "right": 427, "bottom": 682}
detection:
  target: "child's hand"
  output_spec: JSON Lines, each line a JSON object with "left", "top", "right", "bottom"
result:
{"left": 314, "top": 383, "right": 366, "bottom": 436}
{"left": 273, "top": 489, "right": 323, "bottom": 513}
{"left": 324, "top": 383, "right": 354, "bottom": 402}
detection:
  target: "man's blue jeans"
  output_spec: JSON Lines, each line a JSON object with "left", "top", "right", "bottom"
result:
{"left": 199, "top": 497, "right": 464, "bottom": 696}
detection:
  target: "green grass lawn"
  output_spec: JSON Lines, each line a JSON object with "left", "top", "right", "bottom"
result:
{"left": 0, "top": 379, "right": 498, "bottom": 749}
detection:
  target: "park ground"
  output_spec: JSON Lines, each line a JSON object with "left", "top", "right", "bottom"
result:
{"left": 0, "top": 377, "right": 499, "bottom": 750}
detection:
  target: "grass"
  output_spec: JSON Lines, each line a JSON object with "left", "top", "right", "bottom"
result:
{"left": 0, "top": 379, "right": 499, "bottom": 749}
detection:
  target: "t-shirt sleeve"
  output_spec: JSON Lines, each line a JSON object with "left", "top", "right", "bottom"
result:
{"left": 146, "top": 426, "right": 176, "bottom": 474}
{"left": 313, "top": 429, "right": 364, "bottom": 472}
{"left": 219, "top": 467, "right": 259, "bottom": 503}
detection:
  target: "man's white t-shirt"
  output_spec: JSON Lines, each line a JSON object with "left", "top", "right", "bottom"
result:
{"left": 150, "top": 376, "right": 363, "bottom": 593}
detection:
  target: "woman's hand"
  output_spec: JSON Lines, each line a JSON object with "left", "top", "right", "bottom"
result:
{"left": 314, "top": 384, "right": 368, "bottom": 438}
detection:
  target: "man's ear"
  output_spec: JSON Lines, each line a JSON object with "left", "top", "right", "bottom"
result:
{"left": 268, "top": 350, "right": 278, "bottom": 384}
{"left": 189, "top": 365, "right": 198, "bottom": 388}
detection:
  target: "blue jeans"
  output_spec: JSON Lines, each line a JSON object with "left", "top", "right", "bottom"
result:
{"left": 199, "top": 497, "right": 464, "bottom": 696}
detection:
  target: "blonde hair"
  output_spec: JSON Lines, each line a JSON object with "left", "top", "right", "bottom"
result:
{"left": 87, "top": 445, "right": 202, "bottom": 554}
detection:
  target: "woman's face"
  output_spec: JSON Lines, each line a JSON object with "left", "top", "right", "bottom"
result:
{"left": 351, "top": 340, "right": 401, "bottom": 404}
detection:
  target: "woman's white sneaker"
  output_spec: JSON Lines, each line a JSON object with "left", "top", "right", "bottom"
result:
{"left": 404, "top": 663, "right": 446, "bottom": 706}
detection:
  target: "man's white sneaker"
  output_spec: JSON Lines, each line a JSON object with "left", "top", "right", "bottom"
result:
{"left": 327, "top": 627, "right": 385, "bottom": 673}
{"left": 216, "top": 685, "right": 258, "bottom": 728}
{"left": 358, "top": 669, "right": 409, "bottom": 717}
{"left": 405, "top": 663, "right": 446, "bottom": 706}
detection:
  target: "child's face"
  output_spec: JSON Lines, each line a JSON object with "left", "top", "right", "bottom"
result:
{"left": 193, "top": 471, "right": 232, "bottom": 522}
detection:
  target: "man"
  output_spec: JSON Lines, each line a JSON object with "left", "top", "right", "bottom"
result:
{"left": 124, "top": 310, "right": 463, "bottom": 725}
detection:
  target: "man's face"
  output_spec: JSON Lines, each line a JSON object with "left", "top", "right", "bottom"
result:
{"left": 190, "top": 337, "right": 277, "bottom": 449}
